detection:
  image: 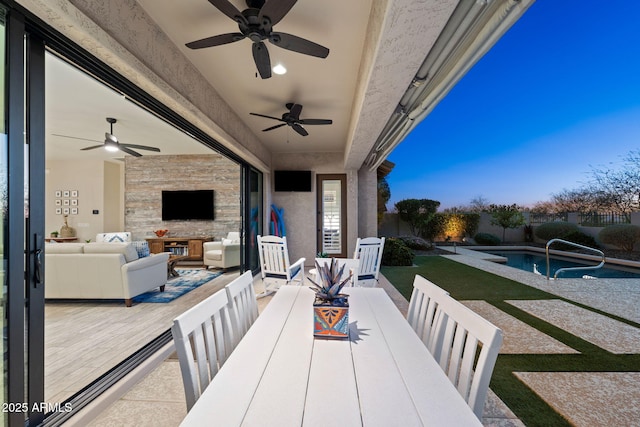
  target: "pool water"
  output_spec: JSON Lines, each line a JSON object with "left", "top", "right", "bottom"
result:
{"left": 485, "top": 251, "right": 640, "bottom": 279}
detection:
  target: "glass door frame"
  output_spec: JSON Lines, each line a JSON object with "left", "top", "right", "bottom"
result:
{"left": 316, "top": 174, "right": 347, "bottom": 258}
{"left": 5, "top": 7, "right": 47, "bottom": 426}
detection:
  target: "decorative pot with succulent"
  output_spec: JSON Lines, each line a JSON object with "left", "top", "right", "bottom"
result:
{"left": 309, "top": 258, "right": 352, "bottom": 339}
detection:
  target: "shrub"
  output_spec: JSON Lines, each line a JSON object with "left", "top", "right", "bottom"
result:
{"left": 598, "top": 224, "right": 640, "bottom": 252}
{"left": 398, "top": 236, "right": 433, "bottom": 250}
{"left": 381, "top": 238, "right": 415, "bottom": 266}
{"left": 534, "top": 222, "right": 579, "bottom": 241}
{"left": 473, "top": 232, "right": 501, "bottom": 246}
{"left": 422, "top": 213, "right": 480, "bottom": 241}
{"left": 551, "top": 231, "right": 599, "bottom": 250}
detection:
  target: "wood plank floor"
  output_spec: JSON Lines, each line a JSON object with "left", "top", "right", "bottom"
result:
{"left": 44, "top": 269, "right": 239, "bottom": 403}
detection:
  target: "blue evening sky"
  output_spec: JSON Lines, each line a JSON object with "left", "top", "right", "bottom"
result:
{"left": 386, "top": 1, "right": 640, "bottom": 211}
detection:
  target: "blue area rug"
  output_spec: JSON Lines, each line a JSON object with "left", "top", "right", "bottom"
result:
{"left": 133, "top": 269, "right": 222, "bottom": 303}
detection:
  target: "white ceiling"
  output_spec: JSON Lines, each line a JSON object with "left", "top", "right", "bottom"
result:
{"left": 46, "top": 0, "right": 376, "bottom": 162}
{"left": 135, "top": 0, "right": 372, "bottom": 153}
{"left": 46, "top": 53, "right": 213, "bottom": 161}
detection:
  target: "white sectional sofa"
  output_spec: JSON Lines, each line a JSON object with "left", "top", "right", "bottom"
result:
{"left": 44, "top": 242, "right": 170, "bottom": 307}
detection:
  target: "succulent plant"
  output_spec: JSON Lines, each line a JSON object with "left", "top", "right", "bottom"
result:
{"left": 309, "top": 258, "right": 351, "bottom": 306}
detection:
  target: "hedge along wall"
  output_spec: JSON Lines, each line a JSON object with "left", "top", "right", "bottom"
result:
{"left": 379, "top": 211, "right": 640, "bottom": 248}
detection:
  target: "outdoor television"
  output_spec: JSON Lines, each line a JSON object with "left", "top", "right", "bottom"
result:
{"left": 161, "top": 190, "right": 214, "bottom": 220}
{"left": 274, "top": 170, "right": 312, "bottom": 192}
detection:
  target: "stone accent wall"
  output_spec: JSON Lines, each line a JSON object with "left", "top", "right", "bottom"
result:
{"left": 124, "top": 154, "right": 240, "bottom": 240}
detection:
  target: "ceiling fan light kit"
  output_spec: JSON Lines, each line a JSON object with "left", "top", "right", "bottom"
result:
{"left": 186, "top": 0, "right": 329, "bottom": 79}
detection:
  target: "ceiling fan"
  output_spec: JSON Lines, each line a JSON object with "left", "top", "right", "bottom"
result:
{"left": 53, "top": 117, "right": 161, "bottom": 157}
{"left": 185, "top": 0, "right": 330, "bottom": 79}
{"left": 250, "top": 102, "right": 332, "bottom": 136}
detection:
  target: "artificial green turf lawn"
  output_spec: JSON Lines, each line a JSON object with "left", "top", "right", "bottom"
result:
{"left": 381, "top": 255, "right": 640, "bottom": 427}
{"left": 381, "top": 255, "right": 555, "bottom": 302}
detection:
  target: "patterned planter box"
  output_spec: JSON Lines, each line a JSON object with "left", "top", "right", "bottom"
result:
{"left": 313, "top": 302, "right": 349, "bottom": 339}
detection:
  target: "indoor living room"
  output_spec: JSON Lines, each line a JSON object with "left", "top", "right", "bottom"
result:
{"left": 43, "top": 52, "right": 244, "bottom": 404}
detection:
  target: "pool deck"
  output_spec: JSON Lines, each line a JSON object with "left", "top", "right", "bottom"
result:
{"left": 439, "top": 245, "right": 640, "bottom": 323}
{"left": 434, "top": 245, "right": 640, "bottom": 426}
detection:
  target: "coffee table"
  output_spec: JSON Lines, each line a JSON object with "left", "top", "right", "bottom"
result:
{"left": 167, "top": 254, "right": 188, "bottom": 279}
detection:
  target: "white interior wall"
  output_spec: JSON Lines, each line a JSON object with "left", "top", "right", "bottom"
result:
{"left": 45, "top": 159, "right": 110, "bottom": 242}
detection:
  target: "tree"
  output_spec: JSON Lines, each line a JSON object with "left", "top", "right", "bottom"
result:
{"left": 377, "top": 176, "right": 391, "bottom": 223}
{"left": 587, "top": 149, "right": 640, "bottom": 215}
{"left": 468, "top": 195, "right": 490, "bottom": 213}
{"left": 394, "top": 198, "right": 440, "bottom": 237}
{"left": 488, "top": 204, "right": 525, "bottom": 242}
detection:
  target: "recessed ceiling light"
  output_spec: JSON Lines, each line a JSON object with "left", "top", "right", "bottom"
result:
{"left": 273, "top": 64, "right": 287, "bottom": 75}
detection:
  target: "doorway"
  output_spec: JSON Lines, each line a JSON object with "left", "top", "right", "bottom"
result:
{"left": 316, "top": 174, "right": 347, "bottom": 258}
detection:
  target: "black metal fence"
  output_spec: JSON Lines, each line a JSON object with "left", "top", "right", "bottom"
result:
{"left": 579, "top": 212, "right": 631, "bottom": 227}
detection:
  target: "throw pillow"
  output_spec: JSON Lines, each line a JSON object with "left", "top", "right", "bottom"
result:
{"left": 131, "top": 240, "right": 150, "bottom": 258}
{"left": 104, "top": 233, "right": 129, "bottom": 243}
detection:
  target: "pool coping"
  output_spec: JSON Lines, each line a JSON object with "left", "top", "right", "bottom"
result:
{"left": 460, "top": 245, "right": 640, "bottom": 269}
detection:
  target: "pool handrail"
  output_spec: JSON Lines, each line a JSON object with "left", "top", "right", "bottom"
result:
{"left": 546, "top": 238, "right": 605, "bottom": 280}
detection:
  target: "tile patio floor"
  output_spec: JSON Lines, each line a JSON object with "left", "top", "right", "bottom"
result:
{"left": 83, "top": 247, "right": 640, "bottom": 426}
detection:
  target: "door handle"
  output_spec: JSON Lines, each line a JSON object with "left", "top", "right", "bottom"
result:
{"left": 33, "top": 234, "right": 43, "bottom": 285}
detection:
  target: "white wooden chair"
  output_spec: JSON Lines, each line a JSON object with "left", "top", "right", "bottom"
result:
{"left": 256, "top": 235, "right": 305, "bottom": 298}
{"left": 353, "top": 237, "right": 385, "bottom": 287}
{"left": 406, "top": 275, "right": 450, "bottom": 352}
{"left": 225, "top": 271, "right": 259, "bottom": 350}
{"left": 429, "top": 293, "right": 503, "bottom": 419}
{"left": 171, "top": 289, "right": 235, "bottom": 411}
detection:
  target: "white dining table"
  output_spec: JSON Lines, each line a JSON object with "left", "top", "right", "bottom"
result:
{"left": 179, "top": 286, "right": 482, "bottom": 426}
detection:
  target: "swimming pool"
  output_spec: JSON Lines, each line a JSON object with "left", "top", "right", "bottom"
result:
{"left": 484, "top": 250, "right": 640, "bottom": 279}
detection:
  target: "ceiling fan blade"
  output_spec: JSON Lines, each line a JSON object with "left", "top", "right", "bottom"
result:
{"left": 250, "top": 112, "right": 283, "bottom": 121}
{"left": 262, "top": 123, "right": 287, "bottom": 132}
{"left": 119, "top": 146, "right": 143, "bottom": 157}
{"left": 270, "top": 32, "right": 329, "bottom": 58}
{"left": 289, "top": 103, "right": 303, "bottom": 120}
{"left": 292, "top": 123, "right": 308, "bottom": 137}
{"left": 80, "top": 145, "right": 104, "bottom": 151}
{"left": 259, "top": 0, "right": 298, "bottom": 26}
{"left": 207, "top": 0, "right": 247, "bottom": 24}
{"left": 252, "top": 42, "right": 272, "bottom": 79}
{"left": 300, "top": 119, "right": 332, "bottom": 125}
{"left": 186, "top": 33, "right": 245, "bottom": 49}
{"left": 121, "top": 143, "right": 161, "bottom": 152}
{"left": 52, "top": 134, "right": 103, "bottom": 144}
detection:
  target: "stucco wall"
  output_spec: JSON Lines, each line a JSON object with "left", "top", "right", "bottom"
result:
{"left": 358, "top": 167, "right": 378, "bottom": 238}
{"left": 271, "top": 153, "right": 358, "bottom": 266}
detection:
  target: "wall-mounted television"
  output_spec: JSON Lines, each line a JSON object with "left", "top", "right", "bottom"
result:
{"left": 274, "top": 170, "right": 312, "bottom": 192}
{"left": 162, "top": 190, "right": 215, "bottom": 221}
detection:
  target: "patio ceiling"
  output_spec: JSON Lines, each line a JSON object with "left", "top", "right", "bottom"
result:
{"left": 42, "top": 0, "right": 534, "bottom": 168}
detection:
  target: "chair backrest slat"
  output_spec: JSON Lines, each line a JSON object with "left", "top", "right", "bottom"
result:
{"left": 429, "top": 293, "right": 503, "bottom": 419}
{"left": 258, "top": 235, "right": 291, "bottom": 279}
{"left": 407, "top": 275, "right": 449, "bottom": 351}
{"left": 226, "top": 271, "right": 259, "bottom": 349}
{"left": 353, "top": 237, "right": 385, "bottom": 286}
{"left": 171, "top": 289, "right": 234, "bottom": 410}
{"left": 256, "top": 236, "right": 305, "bottom": 297}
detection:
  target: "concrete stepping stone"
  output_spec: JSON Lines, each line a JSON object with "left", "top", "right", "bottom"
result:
{"left": 462, "top": 301, "right": 578, "bottom": 354}
{"left": 514, "top": 372, "right": 640, "bottom": 427}
{"left": 506, "top": 299, "right": 640, "bottom": 354}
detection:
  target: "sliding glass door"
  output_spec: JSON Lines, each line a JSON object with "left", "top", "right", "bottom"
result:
{"left": 3, "top": 7, "right": 47, "bottom": 426}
